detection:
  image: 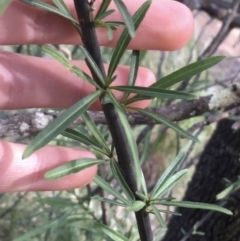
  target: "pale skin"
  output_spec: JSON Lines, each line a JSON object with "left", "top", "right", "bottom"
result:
{"left": 0, "top": 0, "right": 194, "bottom": 192}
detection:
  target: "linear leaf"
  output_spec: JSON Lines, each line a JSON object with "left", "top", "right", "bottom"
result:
{"left": 96, "top": 9, "right": 115, "bottom": 20}
{"left": 95, "top": 223, "right": 130, "bottom": 241}
{"left": 159, "top": 201, "right": 232, "bottom": 215}
{"left": 112, "top": 86, "right": 195, "bottom": 100}
{"left": 151, "top": 152, "right": 186, "bottom": 199}
{"left": 89, "top": 145, "right": 110, "bottom": 156}
{"left": 62, "top": 128, "right": 103, "bottom": 148}
{"left": 151, "top": 205, "right": 166, "bottom": 228}
{"left": 140, "top": 170, "right": 148, "bottom": 196}
{"left": 114, "top": 107, "right": 142, "bottom": 190}
{"left": 42, "top": 45, "right": 98, "bottom": 87}
{"left": 42, "top": 45, "right": 70, "bottom": 68}
{"left": 152, "top": 170, "right": 188, "bottom": 199}
{"left": 44, "top": 158, "right": 104, "bottom": 180}
{"left": 95, "top": 0, "right": 112, "bottom": 20}
{"left": 92, "top": 196, "right": 127, "bottom": 207}
{"left": 81, "top": 112, "right": 110, "bottom": 155}
{"left": 107, "top": 0, "right": 151, "bottom": 80}
{"left": 23, "top": 91, "right": 102, "bottom": 158}
{"left": 94, "top": 175, "right": 130, "bottom": 205}
{"left": 114, "top": 0, "right": 135, "bottom": 37}
{"left": 19, "top": 0, "right": 78, "bottom": 24}
{"left": 217, "top": 178, "right": 240, "bottom": 200}
{"left": 71, "top": 66, "right": 100, "bottom": 88}
{"left": 52, "top": 0, "right": 70, "bottom": 15}
{"left": 110, "top": 158, "right": 135, "bottom": 202}
{"left": 135, "top": 108, "right": 199, "bottom": 142}
{"left": 127, "top": 200, "right": 145, "bottom": 211}
{"left": 122, "top": 50, "right": 140, "bottom": 102}
{"left": 152, "top": 56, "right": 225, "bottom": 89}
{"left": 154, "top": 208, "right": 182, "bottom": 216}
{"left": 79, "top": 45, "right": 105, "bottom": 86}
{"left": 135, "top": 192, "right": 147, "bottom": 201}
{"left": 0, "top": 0, "right": 12, "bottom": 16}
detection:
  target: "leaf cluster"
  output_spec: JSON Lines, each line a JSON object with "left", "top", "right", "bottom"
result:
{"left": 12, "top": 0, "right": 230, "bottom": 240}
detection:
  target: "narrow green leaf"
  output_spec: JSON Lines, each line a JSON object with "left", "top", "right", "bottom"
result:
{"left": 114, "top": 107, "right": 142, "bottom": 190}
{"left": 151, "top": 205, "right": 166, "bottom": 228}
{"left": 81, "top": 112, "right": 111, "bottom": 155}
{"left": 0, "top": 0, "right": 12, "bottom": 16}
{"left": 19, "top": 0, "right": 78, "bottom": 24}
{"left": 94, "top": 175, "right": 130, "bottom": 205}
{"left": 135, "top": 192, "right": 147, "bottom": 201}
{"left": 106, "top": 21, "right": 125, "bottom": 27}
{"left": 135, "top": 109, "right": 199, "bottom": 142}
{"left": 95, "top": 0, "right": 112, "bottom": 20}
{"left": 127, "top": 200, "right": 145, "bottom": 211}
{"left": 153, "top": 170, "right": 188, "bottom": 199}
{"left": 140, "top": 130, "right": 151, "bottom": 164}
{"left": 92, "top": 196, "right": 127, "bottom": 207}
{"left": 159, "top": 201, "right": 232, "bottom": 215}
{"left": 153, "top": 208, "right": 182, "bottom": 216}
{"left": 217, "top": 178, "right": 240, "bottom": 200}
{"left": 23, "top": 90, "right": 102, "bottom": 158}
{"left": 44, "top": 158, "right": 104, "bottom": 180}
{"left": 71, "top": 66, "right": 100, "bottom": 88}
{"left": 52, "top": 0, "right": 70, "bottom": 15}
{"left": 151, "top": 152, "right": 186, "bottom": 200}
{"left": 79, "top": 45, "right": 105, "bottom": 86}
{"left": 112, "top": 86, "right": 195, "bottom": 100}
{"left": 107, "top": 24, "right": 114, "bottom": 40}
{"left": 96, "top": 9, "right": 115, "bottom": 20}
{"left": 114, "top": 0, "right": 135, "bottom": 37}
{"left": 110, "top": 158, "right": 135, "bottom": 202}
{"left": 42, "top": 45, "right": 98, "bottom": 87}
{"left": 152, "top": 56, "right": 225, "bottom": 89}
{"left": 107, "top": 0, "right": 151, "bottom": 80}
{"left": 95, "top": 223, "right": 130, "bottom": 241}
{"left": 122, "top": 50, "right": 140, "bottom": 102}
{"left": 89, "top": 145, "right": 110, "bottom": 156}
{"left": 123, "top": 95, "right": 150, "bottom": 105}
{"left": 217, "top": 185, "right": 234, "bottom": 200}
{"left": 140, "top": 170, "right": 148, "bottom": 196}
{"left": 42, "top": 45, "right": 70, "bottom": 68}
{"left": 62, "top": 128, "right": 100, "bottom": 147}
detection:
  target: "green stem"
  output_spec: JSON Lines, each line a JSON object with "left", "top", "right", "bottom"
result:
{"left": 73, "top": 1, "right": 153, "bottom": 240}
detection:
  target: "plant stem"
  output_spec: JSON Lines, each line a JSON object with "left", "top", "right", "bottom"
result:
{"left": 73, "top": 1, "right": 153, "bottom": 240}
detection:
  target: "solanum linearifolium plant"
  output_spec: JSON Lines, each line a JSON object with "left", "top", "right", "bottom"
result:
{"left": 14, "top": 0, "right": 230, "bottom": 240}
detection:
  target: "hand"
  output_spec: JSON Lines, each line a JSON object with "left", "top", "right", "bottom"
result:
{"left": 0, "top": 0, "right": 193, "bottom": 192}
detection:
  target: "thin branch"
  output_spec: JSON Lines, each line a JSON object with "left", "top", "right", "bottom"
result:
{"left": 73, "top": 1, "right": 152, "bottom": 240}
{"left": 0, "top": 96, "right": 212, "bottom": 140}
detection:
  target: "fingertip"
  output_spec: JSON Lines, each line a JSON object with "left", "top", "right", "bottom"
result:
{"left": 135, "top": 0, "right": 194, "bottom": 51}
{"left": 164, "top": 2, "right": 194, "bottom": 50}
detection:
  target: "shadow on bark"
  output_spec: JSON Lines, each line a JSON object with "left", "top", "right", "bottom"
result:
{"left": 162, "top": 119, "right": 240, "bottom": 241}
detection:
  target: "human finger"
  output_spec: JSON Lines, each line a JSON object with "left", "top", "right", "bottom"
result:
{"left": 0, "top": 0, "right": 193, "bottom": 50}
{"left": 0, "top": 51, "right": 155, "bottom": 110}
{"left": 0, "top": 140, "right": 97, "bottom": 193}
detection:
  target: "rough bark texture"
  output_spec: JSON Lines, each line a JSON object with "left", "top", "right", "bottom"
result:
{"left": 162, "top": 119, "right": 240, "bottom": 241}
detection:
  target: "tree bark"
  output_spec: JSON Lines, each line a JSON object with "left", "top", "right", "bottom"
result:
{"left": 162, "top": 119, "right": 240, "bottom": 241}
